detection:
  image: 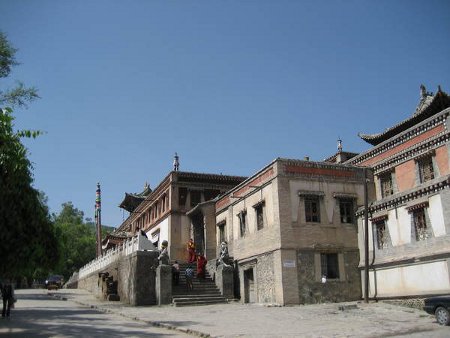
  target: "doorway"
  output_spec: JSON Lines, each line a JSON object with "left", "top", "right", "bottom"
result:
{"left": 244, "top": 268, "right": 256, "bottom": 303}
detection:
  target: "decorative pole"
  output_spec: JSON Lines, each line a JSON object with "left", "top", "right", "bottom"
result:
{"left": 173, "top": 152, "right": 180, "bottom": 171}
{"left": 95, "top": 182, "right": 103, "bottom": 257}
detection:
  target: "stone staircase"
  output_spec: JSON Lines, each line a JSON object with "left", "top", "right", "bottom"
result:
{"left": 172, "top": 263, "right": 228, "bottom": 307}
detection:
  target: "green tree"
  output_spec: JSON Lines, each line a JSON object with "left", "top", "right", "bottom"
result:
{"left": 0, "top": 32, "right": 39, "bottom": 107}
{"left": 0, "top": 32, "right": 57, "bottom": 280}
{"left": 52, "top": 202, "right": 97, "bottom": 280}
{"left": 0, "top": 107, "right": 58, "bottom": 278}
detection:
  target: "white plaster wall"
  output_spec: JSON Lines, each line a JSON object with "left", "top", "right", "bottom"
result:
{"left": 146, "top": 218, "right": 169, "bottom": 249}
{"left": 358, "top": 218, "right": 374, "bottom": 260}
{"left": 160, "top": 218, "right": 169, "bottom": 246}
{"left": 367, "top": 261, "right": 450, "bottom": 297}
{"left": 429, "top": 194, "right": 446, "bottom": 237}
{"left": 393, "top": 208, "right": 411, "bottom": 246}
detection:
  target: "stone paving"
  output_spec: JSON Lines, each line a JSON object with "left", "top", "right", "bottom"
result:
{"left": 13, "top": 289, "right": 450, "bottom": 337}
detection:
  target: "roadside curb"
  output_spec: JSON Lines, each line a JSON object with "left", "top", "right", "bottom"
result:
{"left": 49, "top": 292, "right": 211, "bottom": 337}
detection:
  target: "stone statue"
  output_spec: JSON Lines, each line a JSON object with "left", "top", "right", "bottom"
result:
{"left": 158, "top": 240, "right": 170, "bottom": 265}
{"left": 216, "top": 241, "right": 231, "bottom": 268}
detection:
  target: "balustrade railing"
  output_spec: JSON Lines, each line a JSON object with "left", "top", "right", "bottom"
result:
{"left": 79, "top": 235, "right": 147, "bottom": 279}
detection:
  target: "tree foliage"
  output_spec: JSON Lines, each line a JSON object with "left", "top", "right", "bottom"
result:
{"left": 0, "top": 107, "right": 58, "bottom": 278}
{"left": 0, "top": 32, "right": 56, "bottom": 280}
{"left": 52, "top": 202, "right": 97, "bottom": 280}
{"left": 0, "top": 32, "right": 39, "bottom": 108}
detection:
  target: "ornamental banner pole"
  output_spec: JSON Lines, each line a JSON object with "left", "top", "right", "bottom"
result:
{"left": 95, "top": 182, "right": 102, "bottom": 257}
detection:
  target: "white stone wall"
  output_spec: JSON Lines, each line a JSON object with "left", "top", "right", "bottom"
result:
{"left": 365, "top": 260, "right": 450, "bottom": 297}
{"left": 429, "top": 194, "right": 446, "bottom": 237}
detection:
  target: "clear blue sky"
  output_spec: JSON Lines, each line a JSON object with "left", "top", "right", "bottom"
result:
{"left": 2, "top": 0, "right": 449, "bottom": 227}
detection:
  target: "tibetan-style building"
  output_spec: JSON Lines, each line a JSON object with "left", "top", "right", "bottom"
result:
{"left": 215, "top": 158, "right": 371, "bottom": 305}
{"left": 113, "top": 170, "right": 246, "bottom": 261}
{"left": 347, "top": 85, "right": 450, "bottom": 298}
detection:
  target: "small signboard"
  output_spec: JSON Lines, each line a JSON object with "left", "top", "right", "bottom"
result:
{"left": 283, "top": 260, "right": 296, "bottom": 268}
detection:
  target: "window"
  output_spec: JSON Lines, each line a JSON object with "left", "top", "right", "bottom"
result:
{"left": 190, "top": 190, "right": 201, "bottom": 207}
{"left": 217, "top": 221, "right": 225, "bottom": 244}
{"left": 178, "top": 187, "right": 187, "bottom": 208}
{"left": 254, "top": 201, "right": 265, "bottom": 230}
{"left": 339, "top": 199, "right": 354, "bottom": 224}
{"left": 418, "top": 156, "right": 434, "bottom": 183}
{"left": 379, "top": 172, "right": 393, "bottom": 198}
{"left": 321, "top": 253, "right": 339, "bottom": 279}
{"left": 238, "top": 211, "right": 247, "bottom": 237}
{"left": 413, "top": 208, "right": 429, "bottom": 241}
{"left": 375, "top": 220, "right": 389, "bottom": 249}
{"left": 305, "top": 197, "right": 320, "bottom": 222}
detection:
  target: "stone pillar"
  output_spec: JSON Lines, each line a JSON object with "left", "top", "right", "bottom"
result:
{"left": 119, "top": 250, "right": 158, "bottom": 306}
{"left": 156, "top": 265, "right": 172, "bottom": 305}
{"left": 216, "top": 265, "right": 234, "bottom": 299}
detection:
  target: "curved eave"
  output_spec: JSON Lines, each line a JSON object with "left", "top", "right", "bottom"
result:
{"left": 358, "top": 90, "right": 450, "bottom": 146}
{"left": 119, "top": 193, "right": 145, "bottom": 212}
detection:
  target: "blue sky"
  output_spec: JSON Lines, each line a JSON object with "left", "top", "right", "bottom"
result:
{"left": 1, "top": 0, "right": 449, "bottom": 227}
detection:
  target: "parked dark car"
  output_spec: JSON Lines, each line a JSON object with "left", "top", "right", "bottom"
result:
{"left": 423, "top": 296, "right": 450, "bottom": 326}
{"left": 45, "top": 275, "right": 64, "bottom": 290}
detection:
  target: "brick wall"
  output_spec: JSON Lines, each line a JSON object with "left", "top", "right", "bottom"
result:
{"left": 435, "top": 145, "right": 450, "bottom": 176}
{"left": 396, "top": 160, "right": 416, "bottom": 192}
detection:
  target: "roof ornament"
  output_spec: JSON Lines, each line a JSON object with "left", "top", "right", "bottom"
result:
{"left": 420, "top": 84, "right": 427, "bottom": 100}
{"left": 173, "top": 152, "right": 180, "bottom": 171}
{"left": 337, "top": 138, "right": 343, "bottom": 153}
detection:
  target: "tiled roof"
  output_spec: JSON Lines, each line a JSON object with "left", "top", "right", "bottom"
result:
{"left": 119, "top": 184, "right": 152, "bottom": 212}
{"left": 358, "top": 86, "right": 450, "bottom": 146}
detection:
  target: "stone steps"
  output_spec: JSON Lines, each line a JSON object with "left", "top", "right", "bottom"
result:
{"left": 172, "top": 263, "right": 227, "bottom": 307}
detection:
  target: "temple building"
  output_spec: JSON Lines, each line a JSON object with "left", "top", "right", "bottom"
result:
{"left": 111, "top": 164, "right": 246, "bottom": 261}
{"left": 215, "top": 157, "right": 372, "bottom": 304}
{"left": 346, "top": 85, "right": 450, "bottom": 298}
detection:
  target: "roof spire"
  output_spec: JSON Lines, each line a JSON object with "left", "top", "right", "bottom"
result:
{"left": 337, "top": 138, "right": 343, "bottom": 153}
{"left": 173, "top": 152, "right": 180, "bottom": 171}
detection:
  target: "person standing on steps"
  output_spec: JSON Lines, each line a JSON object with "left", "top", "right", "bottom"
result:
{"left": 185, "top": 264, "right": 194, "bottom": 291}
{"left": 172, "top": 261, "right": 180, "bottom": 285}
{"left": 196, "top": 253, "right": 207, "bottom": 279}
{"left": 187, "top": 238, "right": 196, "bottom": 263}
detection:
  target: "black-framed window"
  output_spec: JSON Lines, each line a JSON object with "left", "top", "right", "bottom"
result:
{"left": 379, "top": 172, "right": 394, "bottom": 198}
{"left": 238, "top": 211, "right": 247, "bottom": 237}
{"left": 375, "top": 220, "right": 389, "bottom": 249}
{"left": 418, "top": 156, "right": 434, "bottom": 183}
{"left": 339, "top": 199, "right": 354, "bottom": 224}
{"left": 305, "top": 197, "right": 320, "bottom": 223}
{"left": 413, "top": 208, "right": 429, "bottom": 241}
{"left": 254, "top": 202, "right": 265, "bottom": 230}
{"left": 217, "top": 221, "right": 225, "bottom": 244}
{"left": 321, "top": 253, "right": 339, "bottom": 279}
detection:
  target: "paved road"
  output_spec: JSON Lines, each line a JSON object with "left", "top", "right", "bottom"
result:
{"left": 0, "top": 290, "right": 188, "bottom": 337}
{"left": 2, "top": 289, "right": 449, "bottom": 337}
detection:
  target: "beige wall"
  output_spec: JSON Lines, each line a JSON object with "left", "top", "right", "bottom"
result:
{"left": 216, "top": 159, "right": 366, "bottom": 304}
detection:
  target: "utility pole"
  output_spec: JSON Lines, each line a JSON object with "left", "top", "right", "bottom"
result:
{"left": 364, "top": 168, "right": 369, "bottom": 303}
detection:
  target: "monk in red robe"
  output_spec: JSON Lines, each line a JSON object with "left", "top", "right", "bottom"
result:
{"left": 197, "top": 254, "right": 207, "bottom": 279}
{"left": 187, "top": 239, "right": 196, "bottom": 263}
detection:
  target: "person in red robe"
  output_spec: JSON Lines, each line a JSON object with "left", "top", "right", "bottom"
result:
{"left": 196, "top": 254, "right": 207, "bottom": 279}
{"left": 187, "top": 239, "right": 196, "bottom": 263}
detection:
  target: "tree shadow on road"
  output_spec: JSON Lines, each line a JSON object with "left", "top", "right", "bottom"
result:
{"left": 0, "top": 307, "right": 181, "bottom": 337}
